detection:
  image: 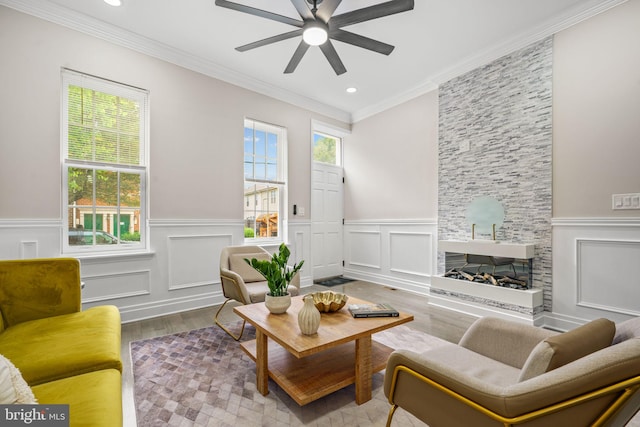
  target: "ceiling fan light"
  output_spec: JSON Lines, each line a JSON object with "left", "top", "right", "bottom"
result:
{"left": 104, "top": 0, "right": 122, "bottom": 6}
{"left": 303, "top": 26, "right": 328, "bottom": 46}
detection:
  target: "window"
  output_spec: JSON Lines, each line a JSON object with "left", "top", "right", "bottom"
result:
{"left": 62, "top": 70, "right": 148, "bottom": 253}
{"left": 313, "top": 131, "right": 341, "bottom": 165}
{"left": 243, "top": 119, "right": 287, "bottom": 242}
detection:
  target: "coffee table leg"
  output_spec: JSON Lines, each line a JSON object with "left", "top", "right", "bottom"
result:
{"left": 256, "top": 330, "right": 269, "bottom": 395}
{"left": 355, "top": 335, "right": 372, "bottom": 404}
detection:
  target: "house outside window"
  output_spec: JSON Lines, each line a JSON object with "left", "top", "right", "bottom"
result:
{"left": 62, "top": 69, "right": 148, "bottom": 253}
{"left": 243, "top": 119, "right": 287, "bottom": 242}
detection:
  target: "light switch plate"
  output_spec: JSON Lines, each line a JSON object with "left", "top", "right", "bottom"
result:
{"left": 612, "top": 193, "right": 640, "bottom": 210}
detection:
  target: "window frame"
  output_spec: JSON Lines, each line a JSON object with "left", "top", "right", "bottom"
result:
{"left": 243, "top": 118, "right": 288, "bottom": 245}
{"left": 61, "top": 69, "right": 149, "bottom": 254}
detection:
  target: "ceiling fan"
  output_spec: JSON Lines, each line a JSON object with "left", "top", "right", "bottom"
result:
{"left": 214, "top": 0, "right": 415, "bottom": 75}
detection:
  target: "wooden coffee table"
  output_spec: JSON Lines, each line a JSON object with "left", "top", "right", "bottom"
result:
{"left": 234, "top": 295, "right": 413, "bottom": 405}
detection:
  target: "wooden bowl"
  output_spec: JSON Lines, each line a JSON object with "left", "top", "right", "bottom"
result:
{"left": 311, "top": 291, "right": 349, "bottom": 313}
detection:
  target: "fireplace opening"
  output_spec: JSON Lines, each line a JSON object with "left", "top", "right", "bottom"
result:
{"left": 444, "top": 252, "right": 532, "bottom": 290}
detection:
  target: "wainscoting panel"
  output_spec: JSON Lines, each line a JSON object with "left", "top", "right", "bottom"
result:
{"left": 389, "top": 232, "right": 433, "bottom": 277}
{"left": 0, "top": 217, "right": 312, "bottom": 321}
{"left": 577, "top": 239, "right": 640, "bottom": 316}
{"left": 348, "top": 230, "right": 382, "bottom": 269}
{"left": 20, "top": 241, "right": 38, "bottom": 259}
{"left": 0, "top": 219, "right": 61, "bottom": 259}
{"left": 344, "top": 220, "right": 437, "bottom": 294}
{"left": 290, "top": 220, "right": 312, "bottom": 288}
{"left": 167, "top": 234, "right": 231, "bottom": 290}
{"left": 549, "top": 218, "right": 640, "bottom": 330}
{"left": 82, "top": 269, "right": 151, "bottom": 303}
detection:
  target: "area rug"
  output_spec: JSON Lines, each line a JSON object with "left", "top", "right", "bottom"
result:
{"left": 130, "top": 322, "right": 449, "bottom": 426}
{"left": 313, "top": 276, "right": 356, "bottom": 287}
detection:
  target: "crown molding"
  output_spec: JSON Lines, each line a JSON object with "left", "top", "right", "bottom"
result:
{"left": 349, "top": 0, "right": 627, "bottom": 123}
{"left": 1, "top": 0, "right": 627, "bottom": 125}
{"left": 350, "top": 80, "right": 438, "bottom": 123}
{"left": 0, "top": 0, "right": 352, "bottom": 124}
{"left": 431, "top": 0, "right": 627, "bottom": 87}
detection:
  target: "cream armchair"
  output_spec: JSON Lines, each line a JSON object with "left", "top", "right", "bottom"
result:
{"left": 215, "top": 245, "right": 300, "bottom": 340}
{"left": 384, "top": 316, "right": 640, "bottom": 427}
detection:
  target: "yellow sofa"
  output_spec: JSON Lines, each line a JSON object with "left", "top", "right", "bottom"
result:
{"left": 0, "top": 258, "right": 122, "bottom": 426}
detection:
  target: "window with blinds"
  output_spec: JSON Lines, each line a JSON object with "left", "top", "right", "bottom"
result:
{"left": 62, "top": 70, "right": 148, "bottom": 252}
{"left": 243, "top": 119, "right": 287, "bottom": 242}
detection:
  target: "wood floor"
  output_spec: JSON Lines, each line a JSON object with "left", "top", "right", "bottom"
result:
{"left": 120, "top": 280, "right": 477, "bottom": 427}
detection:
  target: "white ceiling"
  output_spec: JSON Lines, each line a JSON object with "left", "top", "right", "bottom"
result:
{"left": 2, "top": 0, "right": 625, "bottom": 122}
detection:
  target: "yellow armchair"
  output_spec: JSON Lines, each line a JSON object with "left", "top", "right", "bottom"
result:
{"left": 0, "top": 258, "right": 122, "bottom": 427}
{"left": 0, "top": 258, "right": 82, "bottom": 329}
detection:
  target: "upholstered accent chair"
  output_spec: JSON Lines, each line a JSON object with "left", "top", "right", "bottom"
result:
{"left": 384, "top": 316, "right": 640, "bottom": 427}
{"left": 215, "top": 245, "right": 300, "bottom": 340}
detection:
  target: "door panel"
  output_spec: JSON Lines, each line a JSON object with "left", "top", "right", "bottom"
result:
{"left": 311, "top": 162, "right": 344, "bottom": 280}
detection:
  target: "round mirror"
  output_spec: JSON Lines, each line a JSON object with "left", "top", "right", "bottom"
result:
{"left": 465, "top": 196, "right": 505, "bottom": 235}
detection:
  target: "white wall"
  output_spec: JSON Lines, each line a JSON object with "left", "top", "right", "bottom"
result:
{"left": 345, "top": 91, "right": 439, "bottom": 220}
{"left": 553, "top": 0, "right": 640, "bottom": 218}
{"left": 548, "top": 0, "right": 640, "bottom": 328}
{"left": 0, "top": 6, "right": 343, "bottom": 321}
{"left": 341, "top": 90, "right": 439, "bottom": 295}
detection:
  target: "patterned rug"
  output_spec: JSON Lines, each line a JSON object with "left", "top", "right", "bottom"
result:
{"left": 130, "top": 322, "right": 449, "bottom": 426}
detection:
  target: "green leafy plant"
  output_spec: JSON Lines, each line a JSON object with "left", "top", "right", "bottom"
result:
{"left": 245, "top": 243, "right": 304, "bottom": 297}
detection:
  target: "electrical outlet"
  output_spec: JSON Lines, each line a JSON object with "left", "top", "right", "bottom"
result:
{"left": 612, "top": 193, "right": 640, "bottom": 210}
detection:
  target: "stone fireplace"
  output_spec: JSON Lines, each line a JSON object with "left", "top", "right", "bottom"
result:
{"left": 435, "top": 36, "right": 553, "bottom": 323}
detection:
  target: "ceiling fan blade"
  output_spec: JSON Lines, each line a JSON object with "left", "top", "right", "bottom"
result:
{"left": 236, "top": 29, "right": 304, "bottom": 52}
{"left": 289, "top": 0, "right": 314, "bottom": 21}
{"left": 319, "top": 40, "right": 346, "bottom": 75}
{"left": 284, "top": 41, "right": 311, "bottom": 74}
{"left": 215, "top": 0, "right": 304, "bottom": 28}
{"left": 330, "top": 0, "right": 414, "bottom": 28}
{"left": 330, "top": 29, "right": 394, "bottom": 55}
{"left": 315, "top": 0, "right": 342, "bottom": 23}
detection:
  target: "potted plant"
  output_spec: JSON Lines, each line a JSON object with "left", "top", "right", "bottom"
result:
{"left": 245, "top": 243, "right": 304, "bottom": 314}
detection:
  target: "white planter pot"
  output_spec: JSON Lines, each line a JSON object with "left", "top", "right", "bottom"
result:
{"left": 264, "top": 293, "right": 291, "bottom": 314}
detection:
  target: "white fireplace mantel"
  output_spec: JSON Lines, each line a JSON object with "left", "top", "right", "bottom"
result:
{"left": 438, "top": 240, "right": 535, "bottom": 259}
{"left": 431, "top": 240, "right": 542, "bottom": 325}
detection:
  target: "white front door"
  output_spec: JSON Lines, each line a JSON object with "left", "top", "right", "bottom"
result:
{"left": 311, "top": 162, "right": 343, "bottom": 280}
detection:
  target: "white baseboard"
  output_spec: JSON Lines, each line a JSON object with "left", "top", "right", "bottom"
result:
{"left": 343, "top": 268, "right": 430, "bottom": 295}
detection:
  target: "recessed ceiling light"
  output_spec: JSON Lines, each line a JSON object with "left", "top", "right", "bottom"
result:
{"left": 346, "top": 87, "right": 357, "bottom": 93}
{"left": 104, "top": 0, "right": 122, "bottom": 6}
